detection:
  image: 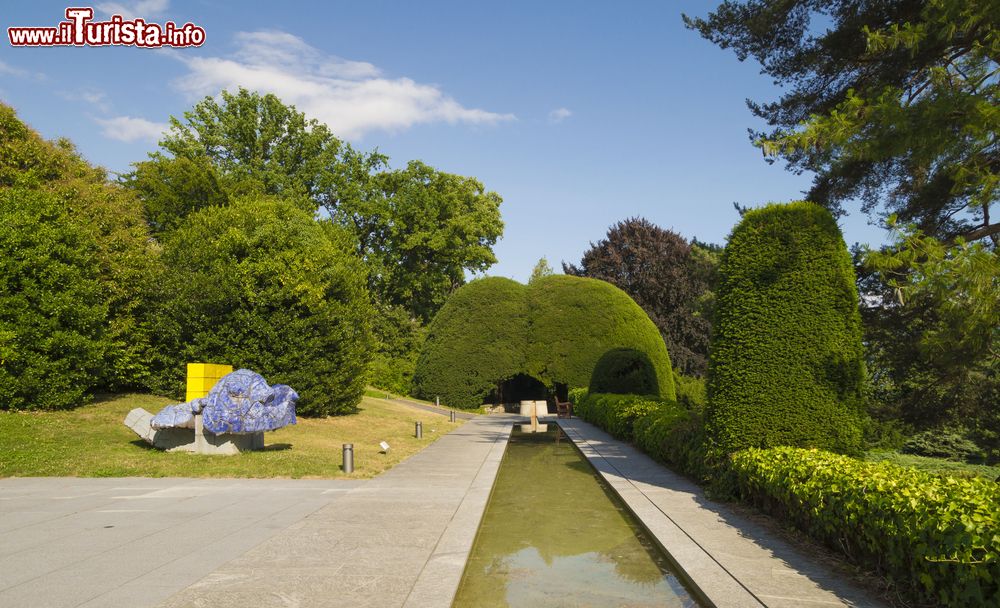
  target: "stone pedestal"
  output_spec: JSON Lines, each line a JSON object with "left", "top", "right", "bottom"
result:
{"left": 518, "top": 400, "right": 549, "bottom": 417}
{"left": 125, "top": 408, "right": 265, "bottom": 455}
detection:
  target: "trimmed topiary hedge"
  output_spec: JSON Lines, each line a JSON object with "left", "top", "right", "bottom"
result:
{"left": 589, "top": 348, "right": 659, "bottom": 395}
{"left": 572, "top": 386, "right": 708, "bottom": 482}
{"left": 706, "top": 201, "right": 866, "bottom": 455}
{"left": 413, "top": 275, "right": 674, "bottom": 408}
{"left": 411, "top": 277, "right": 529, "bottom": 409}
{"left": 730, "top": 447, "right": 1000, "bottom": 607}
{"left": 572, "top": 391, "right": 667, "bottom": 441}
{"left": 527, "top": 275, "right": 674, "bottom": 399}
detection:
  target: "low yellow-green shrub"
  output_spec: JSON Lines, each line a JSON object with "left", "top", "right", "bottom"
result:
{"left": 730, "top": 447, "right": 1000, "bottom": 606}
{"left": 571, "top": 390, "right": 665, "bottom": 442}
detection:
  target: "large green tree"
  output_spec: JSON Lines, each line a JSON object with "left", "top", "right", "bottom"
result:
{"left": 363, "top": 161, "right": 503, "bottom": 322}
{"left": 685, "top": 0, "right": 999, "bottom": 244}
{"left": 688, "top": 0, "right": 999, "bottom": 445}
{"left": 134, "top": 89, "right": 503, "bottom": 323}
{"left": 156, "top": 88, "right": 383, "bottom": 212}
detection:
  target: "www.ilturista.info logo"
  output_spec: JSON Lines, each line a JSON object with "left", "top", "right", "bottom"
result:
{"left": 8, "top": 7, "right": 205, "bottom": 47}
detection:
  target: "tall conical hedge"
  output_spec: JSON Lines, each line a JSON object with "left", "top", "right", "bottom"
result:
{"left": 412, "top": 274, "right": 674, "bottom": 408}
{"left": 706, "top": 202, "right": 866, "bottom": 454}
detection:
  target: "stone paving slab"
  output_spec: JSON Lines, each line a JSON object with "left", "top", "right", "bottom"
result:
{"left": 559, "top": 418, "right": 887, "bottom": 608}
{"left": 0, "top": 477, "right": 362, "bottom": 608}
{"left": 157, "top": 415, "right": 514, "bottom": 608}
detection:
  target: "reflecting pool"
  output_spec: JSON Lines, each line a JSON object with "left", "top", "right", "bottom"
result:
{"left": 452, "top": 425, "right": 700, "bottom": 607}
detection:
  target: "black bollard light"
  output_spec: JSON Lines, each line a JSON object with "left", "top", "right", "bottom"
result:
{"left": 342, "top": 443, "right": 354, "bottom": 474}
{"left": 415, "top": 421, "right": 423, "bottom": 439}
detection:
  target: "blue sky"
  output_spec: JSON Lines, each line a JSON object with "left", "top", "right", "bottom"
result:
{"left": 1, "top": 1, "right": 888, "bottom": 281}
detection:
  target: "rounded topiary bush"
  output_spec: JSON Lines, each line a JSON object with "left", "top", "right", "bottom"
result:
{"left": 411, "top": 277, "right": 529, "bottom": 409}
{"left": 150, "top": 196, "right": 373, "bottom": 416}
{"left": 412, "top": 274, "right": 674, "bottom": 408}
{"left": 589, "top": 348, "right": 658, "bottom": 395}
{"left": 528, "top": 275, "right": 674, "bottom": 399}
{"left": 706, "top": 201, "right": 866, "bottom": 454}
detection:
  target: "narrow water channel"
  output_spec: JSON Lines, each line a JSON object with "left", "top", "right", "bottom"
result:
{"left": 452, "top": 424, "right": 700, "bottom": 607}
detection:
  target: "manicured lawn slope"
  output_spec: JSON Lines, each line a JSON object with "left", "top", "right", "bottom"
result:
{"left": 866, "top": 451, "right": 1000, "bottom": 480}
{"left": 0, "top": 393, "right": 462, "bottom": 478}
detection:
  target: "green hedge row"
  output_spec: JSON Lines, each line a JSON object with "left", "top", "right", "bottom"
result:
{"left": 729, "top": 447, "right": 1000, "bottom": 607}
{"left": 570, "top": 389, "right": 665, "bottom": 442}
{"left": 571, "top": 383, "right": 999, "bottom": 606}
{"left": 572, "top": 386, "right": 708, "bottom": 481}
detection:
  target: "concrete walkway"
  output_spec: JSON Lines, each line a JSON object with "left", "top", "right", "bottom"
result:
{"left": 387, "top": 397, "right": 478, "bottom": 420}
{"left": 158, "top": 415, "right": 513, "bottom": 608}
{"left": 559, "top": 418, "right": 886, "bottom": 608}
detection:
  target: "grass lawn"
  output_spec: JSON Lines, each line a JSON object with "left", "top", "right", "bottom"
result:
{"left": 0, "top": 393, "right": 464, "bottom": 478}
{"left": 364, "top": 385, "right": 479, "bottom": 414}
{"left": 866, "top": 450, "right": 1000, "bottom": 480}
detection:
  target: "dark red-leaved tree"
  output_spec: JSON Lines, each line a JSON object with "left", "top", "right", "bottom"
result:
{"left": 563, "top": 217, "right": 716, "bottom": 377}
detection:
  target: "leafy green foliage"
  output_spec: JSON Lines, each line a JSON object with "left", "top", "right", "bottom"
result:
{"left": 866, "top": 450, "right": 1000, "bottom": 481}
{"left": 589, "top": 348, "right": 658, "bottom": 395}
{"left": 861, "top": 223, "right": 999, "bottom": 453}
{"left": 685, "top": 0, "right": 999, "bottom": 245}
{"left": 902, "top": 429, "right": 984, "bottom": 463}
{"left": 125, "top": 155, "right": 229, "bottom": 234}
{"left": 571, "top": 387, "right": 709, "bottom": 482}
{"left": 153, "top": 89, "right": 504, "bottom": 326}
{"left": 526, "top": 275, "right": 675, "bottom": 399}
{"left": 150, "top": 197, "right": 373, "bottom": 416}
{"left": 528, "top": 257, "right": 554, "bottom": 283}
{"left": 573, "top": 391, "right": 667, "bottom": 442}
{"left": 564, "top": 217, "right": 717, "bottom": 376}
{"left": 411, "top": 277, "right": 529, "bottom": 408}
{"left": 361, "top": 161, "right": 504, "bottom": 322}
{"left": 0, "top": 104, "right": 159, "bottom": 407}
{"left": 730, "top": 447, "right": 1000, "bottom": 607}
{"left": 634, "top": 403, "right": 710, "bottom": 483}
{"left": 672, "top": 371, "right": 706, "bottom": 410}
{"left": 369, "top": 303, "right": 427, "bottom": 395}
{"left": 0, "top": 190, "right": 105, "bottom": 410}
{"left": 707, "top": 202, "right": 866, "bottom": 455}
{"left": 413, "top": 275, "right": 674, "bottom": 408}
{"left": 158, "top": 87, "right": 381, "bottom": 211}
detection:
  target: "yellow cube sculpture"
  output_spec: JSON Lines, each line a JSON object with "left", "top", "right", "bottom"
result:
{"left": 185, "top": 362, "right": 234, "bottom": 402}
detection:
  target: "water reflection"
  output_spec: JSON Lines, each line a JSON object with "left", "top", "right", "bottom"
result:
{"left": 452, "top": 426, "right": 699, "bottom": 608}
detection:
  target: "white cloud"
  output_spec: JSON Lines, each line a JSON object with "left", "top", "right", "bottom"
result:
{"left": 172, "top": 30, "right": 515, "bottom": 139}
{"left": 0, "top": 59, "right": 46, "bottom": 81}
{"left": 0, "top": 60, "right": 26, "bottom": 77}
{"left": 548, "top": 107, "right": 572, "bottom": 123}
{"left": 61, "top": 88, "right": 111, "bottom": 112}
{"left": 95, "top": 115, "right": 168, "bottom": 142}
{"left": 96, "top": 0, "right": 169, "bottom": 19}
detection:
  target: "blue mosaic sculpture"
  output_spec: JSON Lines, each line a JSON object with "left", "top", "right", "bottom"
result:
{"left": 151, "top": 369, "right": 297, "bottom": 434}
